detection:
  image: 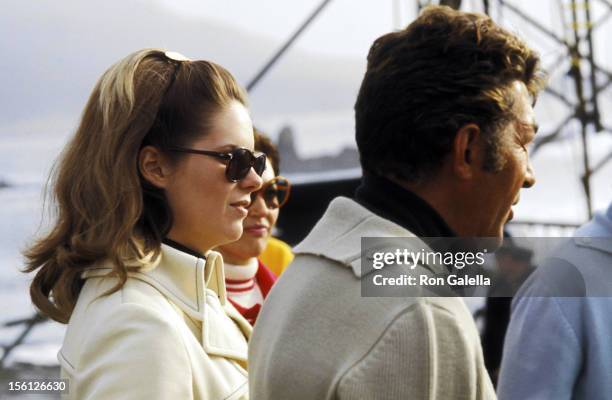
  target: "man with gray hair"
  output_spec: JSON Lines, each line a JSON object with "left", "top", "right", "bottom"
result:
{"left": 249, "top": 5, "right": 545, "bottom": 399}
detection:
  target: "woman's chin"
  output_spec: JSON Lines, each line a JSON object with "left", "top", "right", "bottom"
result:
{"left": 221, "top": 226, "right": 244, "bottom": 245}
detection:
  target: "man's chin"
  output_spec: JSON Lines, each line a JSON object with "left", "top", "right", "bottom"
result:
{"left": 475, "top": 228, "right": 505, "bottom": 250}
{"left": 490, "top": 235, "right": 504, "bottom": 250}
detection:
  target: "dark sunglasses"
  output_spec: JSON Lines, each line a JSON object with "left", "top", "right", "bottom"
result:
{"left": 167, "top": 146, "right": 267, "bottom": 182}
{"left": 249, "top": 176, "right": 291, "bottom": 210}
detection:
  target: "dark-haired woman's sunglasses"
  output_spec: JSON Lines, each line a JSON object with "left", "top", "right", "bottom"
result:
{"left": 249, "top": 176, "right": 291, "bottom": 210}
{"left": 167, "top": 146, "right": 267, "bottom": 182}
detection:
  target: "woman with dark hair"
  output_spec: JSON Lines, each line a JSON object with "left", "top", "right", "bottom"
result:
{"left": 24, "top": 49, "right": 264, "bottom": 399}
{"left": 217, "top": 130, "right": 291, "bottom": 325}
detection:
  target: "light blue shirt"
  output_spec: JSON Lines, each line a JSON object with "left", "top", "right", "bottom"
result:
{"left": 498, "top": 202, "right": 612, "bottom": 400}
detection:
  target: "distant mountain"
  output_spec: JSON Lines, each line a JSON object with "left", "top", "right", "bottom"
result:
{"left": 277, "top": 125, "right": 359, "bottom": 173}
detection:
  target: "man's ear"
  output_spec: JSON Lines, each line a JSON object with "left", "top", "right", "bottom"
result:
{"left": 139, "top": 146, "right": 173, "bottom": 189}
{"left": 451, "top": 123, "right": 481, "bottom": 180}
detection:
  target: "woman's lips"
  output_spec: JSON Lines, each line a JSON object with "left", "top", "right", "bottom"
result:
{"left": 230, "top": 200, "right": 250, "bottom": 217}
{"left": 244, "top": 225, "right": 268, "bottom": 237}
{"left": 231, "top": 205, "right": 248, "bottom": 217}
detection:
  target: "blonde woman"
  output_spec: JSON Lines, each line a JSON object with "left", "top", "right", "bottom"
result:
{"left": 24, "top": 49, "right": 264, "bottom": 399}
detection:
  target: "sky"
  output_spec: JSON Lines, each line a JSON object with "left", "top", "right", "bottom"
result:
{"left": 0, "top": 0, "right": 611, "bottom": 217}
{"left": 153, "top": 0, "right": 402, "bottom": 58}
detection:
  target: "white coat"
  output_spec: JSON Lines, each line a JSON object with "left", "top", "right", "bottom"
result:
{"left": 59, "top": 244, "right": 251, "bottom": 399}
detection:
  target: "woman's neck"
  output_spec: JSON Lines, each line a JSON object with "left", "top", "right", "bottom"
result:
{"left": 163, "top": 237, "right": 207, "bottom": 258}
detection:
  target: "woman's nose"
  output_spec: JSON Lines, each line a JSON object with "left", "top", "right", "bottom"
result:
{"left": 241, "top": 167, "right": 263, "bottom": 192}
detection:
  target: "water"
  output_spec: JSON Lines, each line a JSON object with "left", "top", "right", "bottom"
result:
{"left": 0, "top": 184, "right": 65, "bottom": 368}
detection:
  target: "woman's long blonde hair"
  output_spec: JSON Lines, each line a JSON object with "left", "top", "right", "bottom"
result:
{"left": 24, "top": 49, "right": 247, "bottom": 323}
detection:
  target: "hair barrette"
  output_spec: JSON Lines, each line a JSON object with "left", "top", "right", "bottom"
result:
{"left": 164, "top": 51, "right": 191, "bottom": 62}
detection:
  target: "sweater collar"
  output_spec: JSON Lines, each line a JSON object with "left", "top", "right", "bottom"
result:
{"left": 294, "top": 197, "right": 448, "bottom": 278}
{"left": 224, "top": 258, "right": 259, "bottom": 282}
{"left": 355, "top": 171, "right": 455, "bottom": 238}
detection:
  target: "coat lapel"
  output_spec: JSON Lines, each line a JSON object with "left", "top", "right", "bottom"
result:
{"left": 82, "top": 245, "right": 250, "bottom": 364}
{"left": 200, "top": 251, "right": 250, "bottom": 362}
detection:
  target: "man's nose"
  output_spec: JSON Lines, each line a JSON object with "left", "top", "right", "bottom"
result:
{"left": 523, "top": 159, "right": 536, "bottom": 188}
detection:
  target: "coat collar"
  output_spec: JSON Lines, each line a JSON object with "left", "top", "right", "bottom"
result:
{"left": 294, "top": 197, "right": 448, "bottom": 277}
{"left": 573, "top": 202, "right": 612, "bottom": 255}
{"left": 82, "top": 244, "right": 251, "bottom": 362}
{"left": 573, "top": 237, "right": 612, "bottom": 255}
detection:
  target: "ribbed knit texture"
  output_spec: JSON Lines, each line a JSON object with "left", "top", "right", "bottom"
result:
{"left": 224, "top": 258, "right": 264, "bottom": 309}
